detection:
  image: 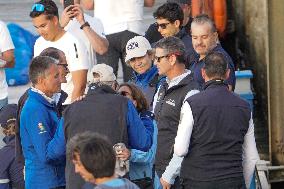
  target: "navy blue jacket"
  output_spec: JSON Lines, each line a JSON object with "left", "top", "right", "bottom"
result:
{"left": 0, "top": 136, "right": 24, "bottom": 189}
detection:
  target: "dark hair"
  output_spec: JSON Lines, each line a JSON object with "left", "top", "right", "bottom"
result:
{"left": 119, "top": 83, "right": 149, "bottom": 113}
{"left": 154, "top": 2, "right": 184, "bottom": 26}
{"left": 29, "top": 55, "right": 57, "bottom": 85}
{"left": 30, "top": 0, "right": 59, "bottom": 19}
{"left": 204, "top": 52, "right": 228, "bottom": 79}
{"left": 155, "top": 36, "right": 186, "bottom": 64}
{"left": 40, "top": 47, "right": 65, "bottom": 64}
{"left": 191, "top": 14, "right": 217, "bottom": 33}
{"left": 67, "top": 132, "right": 116, "bottom": 178}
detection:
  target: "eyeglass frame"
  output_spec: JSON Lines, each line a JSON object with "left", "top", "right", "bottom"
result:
{"left": 155, "top": 22, "right": 171, "bottom": 30}
{"left": 154, "top": 52, "right": 182, "bottom": 62}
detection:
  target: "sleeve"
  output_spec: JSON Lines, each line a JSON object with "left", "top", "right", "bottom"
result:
{"left": 127, "top": 101, "right": 153, "bottom": 151}
{"left": 91, "top": 17, "right": 106, "bottom": 38}
{"left": 130, "top": 119, "right": 158, "bottom": 164}
{"left": 183, "top": 89, "right": 199, "bottom": 103}
{"left": 242, "top": 115, "right": 260, "bottom": 188}
{"left": 47, "top": 118, "right": 66, "bottom": 160}
{"left": 174, "top": 102, "right": 194, "bottom": 156}
{"left": 66, "top": 35, "right": 90, "bottom": 72}
{"left": 0, "top": 21, "right": 14, "bottom": 52}
{"left": 161, "top": 154, "right": 184, "bottom": 185}
{"left": 152, "top": 85, "right": 161, "bottom": 113}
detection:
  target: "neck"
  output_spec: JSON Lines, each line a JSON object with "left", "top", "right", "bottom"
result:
{"left": 167, "top": 65, "right": 186, "bottom": 80}
{"left": 92, "top": 175, "right": 116, "bottom": 185}
{"left": 183, "top": 17, "right": 189, "bottom": 26}
{"left": 34, "top": 85, "right": 53, "bottom": 98}
{"left": 51, "top": 28, "right": 65, "bottom": 42}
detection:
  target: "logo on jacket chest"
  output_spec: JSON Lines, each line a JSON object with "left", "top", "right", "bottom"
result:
{"left": 166, "top": 99, "right": 176, "bottom": 107}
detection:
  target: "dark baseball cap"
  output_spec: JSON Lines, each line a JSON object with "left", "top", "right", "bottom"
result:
{"left": 167, "top": 0, "right": 191, "bottom": 5}
{"left": 0, "top": 104, "right": 17, "bottom": 129}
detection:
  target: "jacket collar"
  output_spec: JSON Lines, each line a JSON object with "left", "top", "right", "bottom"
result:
{"left": 134, "top": 65, "right": 158, "bottom": 82}
{"left": 203, "top": 79, "right": 228, "bottom": 90}
{"left": 28, "top": 89, "right": 56, "bottom": 108}
{"left": 87, "top": 83, "right": 117, "bottom": 95}
{"left": 3, "top": 135, "right": 15, "bottom": 145}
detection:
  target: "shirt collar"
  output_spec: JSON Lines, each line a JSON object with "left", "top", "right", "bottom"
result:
{"left": 31, "top": 87, "right": 55, "bottom": 104}
{"left": 166, "top": 69, "right": 191, "bottom": 89}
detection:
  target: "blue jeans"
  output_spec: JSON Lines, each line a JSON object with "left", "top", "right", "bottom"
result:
{"left": 0, "top": 97, "right": 8, "bottom": 109}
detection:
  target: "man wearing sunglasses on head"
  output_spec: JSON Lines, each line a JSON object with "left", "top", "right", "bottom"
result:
{"left": 151, "top": 2, "right": 197, "bottom": 69}
{"left": 31, "top": 0, "right": 89, "bottom": 105}
{"left": 152, "top": 36, "right": 200, "bottom": 189}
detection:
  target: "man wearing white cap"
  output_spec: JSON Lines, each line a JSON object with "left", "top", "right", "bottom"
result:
{"left": 62, "top": 63, "right": 154, "bottom": 189}
{"left": 125, "top": 36, "right": 165, "bottom": 108}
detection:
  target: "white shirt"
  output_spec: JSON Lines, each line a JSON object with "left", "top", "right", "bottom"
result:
{"left": 0, "top": 20, "right": 14, "bottom": 100}
{"left": 174, "top": 103, "right": 260, "bottom": 188}
{"left": 34, "top": 31, "right": 89, "bottom": 104}
{"left": 94, "top": 0, "right": 144, "bottom": 35}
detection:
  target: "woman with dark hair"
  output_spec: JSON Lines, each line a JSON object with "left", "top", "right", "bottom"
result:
{"left": 117, "top": 83, "right": 161, "bottom": 189}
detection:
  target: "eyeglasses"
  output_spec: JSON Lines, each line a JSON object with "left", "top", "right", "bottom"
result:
{"left": 119, "top": 91, "right": 131, "bottom": 97}
{"left": 31, "top": 3, "right": 45, "bottom": 12}
{"left": 58, "top": 63, "right": 68, "bottom": 69}
{"left": 154, "top": 54, "right": 170, "bottom": 62}
{"left": 155, "top": 22, "right": 171, "bottom": 29}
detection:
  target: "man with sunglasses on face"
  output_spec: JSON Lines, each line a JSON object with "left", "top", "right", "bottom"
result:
{"left": 145, "top": 0, "right": 192, "bottom": 45}
{"left": 30, "top": 0, "right": 89, "bottom": 105}
{"left": 152, "top": 36, "right": 200, "bottom": 189}
{"left": 151, "top": 2, "right": 197, "bottom": 69}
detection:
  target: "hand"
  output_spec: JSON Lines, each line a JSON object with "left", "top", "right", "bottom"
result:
{"left": 60, "top": 5, "right": 76, "bottom": 27}
{"left": 160, "top": 178, "right": 171, "bottom": 189}
{"left": 71, "top": 4, "right": 85, "bottom": 25}
{"left": 73, "top": 95, "right": 85, "bottom": 102}
{"left": 116, "top": 148, "right": 130, "bottom": 161}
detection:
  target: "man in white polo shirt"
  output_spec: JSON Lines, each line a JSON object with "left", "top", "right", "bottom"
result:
{"left": 31, "top": 0, "right": 89, "bottom": 104}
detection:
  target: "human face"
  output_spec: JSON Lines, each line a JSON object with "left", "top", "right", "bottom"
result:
{"left": 42, "top": 64, "right": 61, "bottom": 96}
{"left": 57, "top": 52, "right": 68, "bottom": 83}
{"left": 72, "top": 153, "right": 95, "bottom": 182}
{"left": 32, "top": 14, "right": 58, "bottom": 41}
{"left": 128, "top": 54, "right": 152, "bottom": 74}
{"left": 156, "top": 18, "right": 180, "bottom": 37}
{"left": 118, "top": 85, "right": 137, "bottom": 107}
{"left": 191, "top": 22, "right": 218, "bottom": 58}
{"left": 154, "top": 48, "right": 172, "bottom": 76}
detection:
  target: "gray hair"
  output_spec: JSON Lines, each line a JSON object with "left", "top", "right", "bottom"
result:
{"left": 29, "top": 56, "right": 58, "bottom": 85}
{"left": 154, "top": 36, "right": 186, "bottom": 63}
{"left": 191, "top": 14, "right": 217, "bottom": 33}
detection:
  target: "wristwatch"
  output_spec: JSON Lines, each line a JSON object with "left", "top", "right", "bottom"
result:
{"left": 80, "top": 22, "right": 90, "bottom": 30}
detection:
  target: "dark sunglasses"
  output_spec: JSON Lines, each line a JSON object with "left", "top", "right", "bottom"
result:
{"left": 119, "top": 91, "right": 131, "bottom": 97}
{"left": 155, "top": 22, "right": 171, "bottom": 29}
{"left": 154, "top": 54, "right": 170, "bottom": 62}
{"left": 31, "top": 3, "right": 45, "bottom": 12}
{"left": 58, "top": 63, "right": 69, "bottom": 71}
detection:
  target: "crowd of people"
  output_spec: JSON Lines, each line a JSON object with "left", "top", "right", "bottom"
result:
{"left": 0, "top": 0, "right": 260, "bottom": 189}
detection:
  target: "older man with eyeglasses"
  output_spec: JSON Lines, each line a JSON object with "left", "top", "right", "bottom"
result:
{"left": 152, "top": 36, "right": 200, "bottom": 189}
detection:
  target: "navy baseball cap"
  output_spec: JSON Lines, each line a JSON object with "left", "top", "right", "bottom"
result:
{"left": 0, "top": 104, "right": 17, "bottom": 129}
{"left": 167, "top": 0, "right": 191, "bottom": 5}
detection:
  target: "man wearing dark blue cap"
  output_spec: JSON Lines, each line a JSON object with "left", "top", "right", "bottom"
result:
{"left": 0, "top": 104, "right": 25, "bottom": 189}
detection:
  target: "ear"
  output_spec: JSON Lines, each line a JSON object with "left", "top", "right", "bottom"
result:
{"left": 133, "top": 100, "right": 137, "bottom": 108}
{"left": 224, "top": 69, "right": 230, "bottom": 80}
{"left": 169, "top": 54, "right": 177, "bottom": 66}
{"left": 174, "top": 20, "right": 181, "bottom": 28}
{"left": 213, "top": 31, "right": 219, "bottom": 43}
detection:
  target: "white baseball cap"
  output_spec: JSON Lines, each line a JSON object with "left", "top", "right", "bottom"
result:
{"left": 91, "top": 64, "right": 116, "bottom": 82}
{"left": 125, "top": 36, "right": 152, "bottom": 62}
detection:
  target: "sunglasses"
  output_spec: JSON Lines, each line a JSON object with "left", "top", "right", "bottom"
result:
{"left": 155, "top": 22, "right": 171, "bottom": 29}
{"left": 154, "top": 52, "right": 182, "bottom": 62}
{"left": 119, "top": 91, "right": 131, "bottom": 97}
{"left": 31, "top": 3, "right": 45, "bottom": 12}
{"left": 58, "top": 63, "right": 69, "bottom": 70}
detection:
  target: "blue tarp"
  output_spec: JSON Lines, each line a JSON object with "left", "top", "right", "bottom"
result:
{"left": 5, "top": 23, "right": 38, "bottom": 86}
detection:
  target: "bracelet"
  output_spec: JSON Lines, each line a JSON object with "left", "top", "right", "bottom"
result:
{"left": 80, "top": 22, "right": 90, "bottom": 30}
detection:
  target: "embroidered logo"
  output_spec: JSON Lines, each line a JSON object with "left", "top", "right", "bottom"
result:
{"left": 38, "top": 123, "right": 47, "bottom": 134}
{"left": 166, "top": 99, "right": 176, "bottom": 107}
{"left": 127, "top": 42, "right": 139, "bottom": 50}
